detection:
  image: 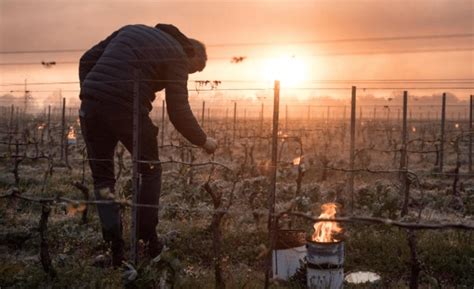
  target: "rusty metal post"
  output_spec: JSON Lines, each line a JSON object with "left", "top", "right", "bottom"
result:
{"left": 265, "top": 80, "right": 280, "bottom": 289}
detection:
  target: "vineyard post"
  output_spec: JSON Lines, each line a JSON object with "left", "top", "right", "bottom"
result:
{"left": 264, "top": 80, "right": 280, "bottom": 289}
{"left": 439, "top": 93, "right": 446, "bottom": 172}
{"left": 225, "top": 107, "right": 229, "bottom": 130}
{"left": 161, "top": 100, "right": 165, "bottom": 146}
{"left": 400, "top": 91, "right": 409, "bottom": 217}
{"left": 60, "top": 98, "right": 66, "bottom": 161}
{"left": 47, "top": 105, "right": 52, "bottom": 155}
{"left": 15, "top": 106, "right": 20, "bottom": 134}
{"left": 232, "top": 101, "right": 237, "bottom": 143}
{"left": 207, "top": 107, "right": 211, "bottom": 132}
{"left": 469, "top": 95, "right": 472, "bottom": 172}
{"left": 9, "top": 104, "right": 14, "bottom": 133}
{"left": 327, "top": 105, "right": 330, "bottom": 124}
{"left": 244, "top": 108, "right": 247, "bottom": 134}
{"left": 342, "top": 105, "right": 347, "bottom": 146}
{"left": 131, "top": 70, "right": 141, "bottom": 264}
{"left": 201, "top": 100, "right": 205, "bottom": 128}
{"left": 349, "top": 86, "right": 356, "bottom": 213}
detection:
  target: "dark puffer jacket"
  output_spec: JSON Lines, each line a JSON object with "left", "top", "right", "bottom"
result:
{"left": 79, "top": 24, "right": 206, "bottom": 146}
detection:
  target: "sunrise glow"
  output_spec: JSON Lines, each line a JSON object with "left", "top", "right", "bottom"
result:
{"left": 261, "top": 55, "right": 309, "bottom": 88}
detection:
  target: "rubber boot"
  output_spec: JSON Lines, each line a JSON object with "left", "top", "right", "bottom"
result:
{"left": 137, "top": 169, "right": 162, "bottom": 257}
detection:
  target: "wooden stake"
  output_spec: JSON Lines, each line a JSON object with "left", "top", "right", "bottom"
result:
{"left": 232, "top": 102, "right": 237, "bottom": 143}
{"left": 265, "top": 80, "right": 280, "bottom": 288}
{"left": 400, "top": 91, "right": 409, "bottom": 217}
{"left": 349, "top": 86, "right": 356, "bottom": 213}
{"left": 439, "top": 93, "right": 446, "bottom": 172}
{"left": 469, "top": 95, "right": 473, "bottom": 172}
{"left": 60, "top": 98, "right": 66, "bottom": 161}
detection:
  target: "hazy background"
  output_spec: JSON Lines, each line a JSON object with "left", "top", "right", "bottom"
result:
{"left": 0, "top": 0, "right": 473, "bottom": 110}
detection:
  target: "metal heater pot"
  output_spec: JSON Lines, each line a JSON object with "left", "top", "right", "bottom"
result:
{"left": 272, "top": 229, "right": 307, "bottom": 280}
{"left": 306, "top": 240, "right": 344, "bottom": 289}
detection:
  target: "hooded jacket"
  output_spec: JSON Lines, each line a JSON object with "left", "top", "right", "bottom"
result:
{"left": 79, "top": 24, "right": 206, "bottom": 146}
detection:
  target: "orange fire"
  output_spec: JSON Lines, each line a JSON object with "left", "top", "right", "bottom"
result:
{"left": 312, "top": 203, "right": 342, "bottom": 243}
{"left": 292, "top": 156, "right": 302, "bottom": 166}
{"left": 67, "top": 126, "right": 76, "bottom": 140}
{"left": 37, "top": 123, "right": 45, "bottom": 130}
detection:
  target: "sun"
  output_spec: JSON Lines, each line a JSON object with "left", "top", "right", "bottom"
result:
{"left": 262, "top": 56, "right": 309, "bottom": 88}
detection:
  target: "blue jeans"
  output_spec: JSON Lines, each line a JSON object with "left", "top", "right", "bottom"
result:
{"left": 79, "top": 98, "right": 162, "bottom": 243}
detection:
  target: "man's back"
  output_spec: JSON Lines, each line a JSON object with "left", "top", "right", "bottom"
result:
{"left": 80, "top": 24, "right": 188, "bottom": 113}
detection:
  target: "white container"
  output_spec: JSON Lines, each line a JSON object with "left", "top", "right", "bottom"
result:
{"left": 272, "top": 230, "right": 307, "bottom": 280}
{"left": 306, "top": 240, "right": 344, "bottom": 289}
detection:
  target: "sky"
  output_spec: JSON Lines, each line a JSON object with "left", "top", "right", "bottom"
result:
{"left": 0, "top": 0, "right": 473, "bottom": 107}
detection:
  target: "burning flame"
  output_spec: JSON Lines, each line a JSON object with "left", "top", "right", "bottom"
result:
{"left": 455, "top": 123, "right": 459, "bottom": 129}
{"left": 292, "top": 156, "right": 302, "bottom": 166}
{"left": 37, "top": 123, "right": 45, "bottom": 130}
{"left": 411, "top": 127, "right": 416, "bottom": 133}
{"left": 312, "top": 203, "right": 342, "bottom": 243}
{"left": 67, "top": 126, "right": 76, "bottom": 140}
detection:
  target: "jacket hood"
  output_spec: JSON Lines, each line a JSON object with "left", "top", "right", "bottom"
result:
{"left": 155, "top": 23, "right": 195, "bottom": 58}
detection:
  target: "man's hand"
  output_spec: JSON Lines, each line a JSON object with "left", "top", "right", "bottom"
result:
{"left": 202, "top": 137, "right": 217, "bottom": 154}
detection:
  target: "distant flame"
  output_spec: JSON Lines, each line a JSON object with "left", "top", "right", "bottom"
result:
{"left": 312, "top": 203, "right": 342, "bottom": 243}
{"left": 412, "top": 127, "right": 416, "bottom": 133}
{"left": 455, "top": 123, "right": 459, "bottom": 129}
{"left": 37, "top": 123, "right": 45, "bottom": 130}
{"left": 67, "top": 126, "right": 76, "bottom": 140}
{"left": 293, "top": 156, "right": 302, "bottom": 166}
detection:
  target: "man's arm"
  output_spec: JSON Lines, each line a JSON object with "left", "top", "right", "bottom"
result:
{"left": 79, "top": 29, "right": 122, "bottom": 85}
{"left": 165, "top": 60, "right": 207, "bottom": 146}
